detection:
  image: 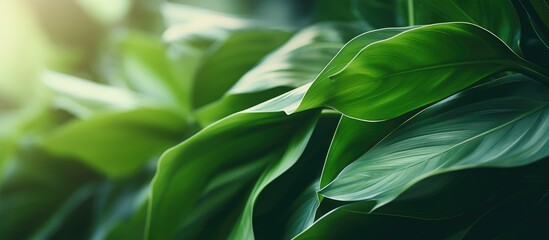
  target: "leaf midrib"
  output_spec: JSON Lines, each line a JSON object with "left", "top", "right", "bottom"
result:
{"left": 372, "top": 104, "right": 547, "bottom": 177}
{"left": 333, "top": 59, "right": 516, "bottom": 81}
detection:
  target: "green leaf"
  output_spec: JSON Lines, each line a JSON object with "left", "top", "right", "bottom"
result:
{"left": 230, "top": 113, "right": 339, "bottom": 240}
{"left": 43, "top": 71, "right": 154, "bottom": 118}
{"left": 295, "top": 22, "right": 533, "bottom": 121}
{"left": 191, "top": 28, "right": 292, "bottom": 108}
{"left": 195, "top": 23, "right": 365, "bottom": 126}
{"left": 296, "top": 159, "right": 549, "bottom": 239}
{"left": 320, "top": 116, "right": 404, "bottom": 189}
{"left": 247, "top": 26, "right": 413, "bottom": 115}
{"left": 0, "top": 146, "right": 99, "bottom": 239}
{"left": 283, "top": 181, "right": 320, "bottom": 240}
{"left": 229, "top": 23, "right": 364, "bottom": 95}
{"left": 90, "top": 168, "right": 154, "bottom": 240}
{"left": 43, "top": 108, "right": 187, "bottom": 178}
{"left": 113, "top": 32, "right": 191, "bottom": 113}
{"left": 408, "top": 0, "right": 522, "bottom": 53}
{"left": 321, "top": 75, "right": 549, "bottom": 206}
{"left": 146, "top": 109, "right": 319, "bottom": 239}
{"left": 228, "top": 114, "right": 318, "bottom": 240}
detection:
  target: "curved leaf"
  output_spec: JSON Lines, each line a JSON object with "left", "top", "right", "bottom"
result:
{"left": 229, "top": 23, "right": 364, "bottom": 95}
{"left": 192, "top": 28, "right": 291, "bottom": 108}
{"left": 295, "top": 22, "right": 532, "bottom": 121}
{"left": 320, "top": 116, "right": 404, "bottom": 188}
{"left": 239, "top": 114, "right": 339, "bottom": 240}
{"left": 296, "top": 159, "right": 549, "bottom": 239}
{"left": 321, "top": 75, "right": 549, "bottom": 205}
{"left": 42, "top": 71, "right": 153, "bottom": 118}
{"left": 228, "top": 115, "right": 318, "bottom": 240}
{"left": 43, "top": 108, "right": 187, "bottom": 178}
{"left": 146, "top": 109, "right": 319, "bottom": 239}
{"left": 195, "top": 23, "right": 365, "bottom": 126}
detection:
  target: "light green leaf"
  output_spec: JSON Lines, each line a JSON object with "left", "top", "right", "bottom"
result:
{"left": 42, "top": 71, "right": 154, "bottom": 118}
{"left": 43, "top": 108, "right": 187, "bottom": 178}
{"left": 114, "top": 32, "right": 191, "bottom": 114}
{"left": 295, "top": 22, "right": 537, "bottom": 121}
{"left": 321, "top": 75, "right": 549, "bottom": 206}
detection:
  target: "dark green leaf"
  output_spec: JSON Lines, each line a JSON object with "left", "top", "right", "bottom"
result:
{"left": 409, "top": 0, "right": 522, "bottom": 53}
{"left": 146, "top": 109, "right": 319, "bottom": 239}
{"left": 321, "top": 75, "right": 549, "bottom": 205}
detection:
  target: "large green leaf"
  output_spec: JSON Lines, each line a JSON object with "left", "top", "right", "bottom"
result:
{"left": 296, "top": 159, "right": 549, "bottom": 239}
{"left": 146, "top": 108, "right": 319, "bottom": 239}
{"left": 408, "top": 0, "right": 522, "bottom": 53}
{"left": 295, "top": 22, "right": 541, "bottom": 121}
{"left": 321, "top": 75, "right": 549, "bottom": 205}
{"left": 43, "top": 108, "right": 187, "bottom": 178}
{"left": 247, "top": 26, "right": 413, "bottom": 114}
{"left": 195, "top": 23, "right": 365, "bottom": 126}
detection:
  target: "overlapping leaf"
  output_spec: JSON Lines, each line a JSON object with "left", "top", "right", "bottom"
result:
{"left": 296, "top": 159, "right": 549, "bottom": 239}
{"left": 294, "top": 22, "right": 535, "bottom": 121}
{"left": 321, "top": 75, "right": 549, "bottom": 206}
{"left": 146, "top": 107, "right": 319, "bottom": 239}
{"left": 195, "top": 23, "right": 365, "bottom": 126}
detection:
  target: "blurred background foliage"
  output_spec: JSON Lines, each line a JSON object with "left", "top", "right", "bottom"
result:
{"left": 1, "top": 0, "right": 548, "bottom": 239}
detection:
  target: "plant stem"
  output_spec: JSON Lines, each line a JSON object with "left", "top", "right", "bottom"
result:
{"left": 408, "top": 0, "right": 415, "bottom": 25}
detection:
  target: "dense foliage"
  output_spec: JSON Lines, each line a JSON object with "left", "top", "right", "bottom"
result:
{"left": 1, "top": 0, "right": 548, "bottom": 239}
